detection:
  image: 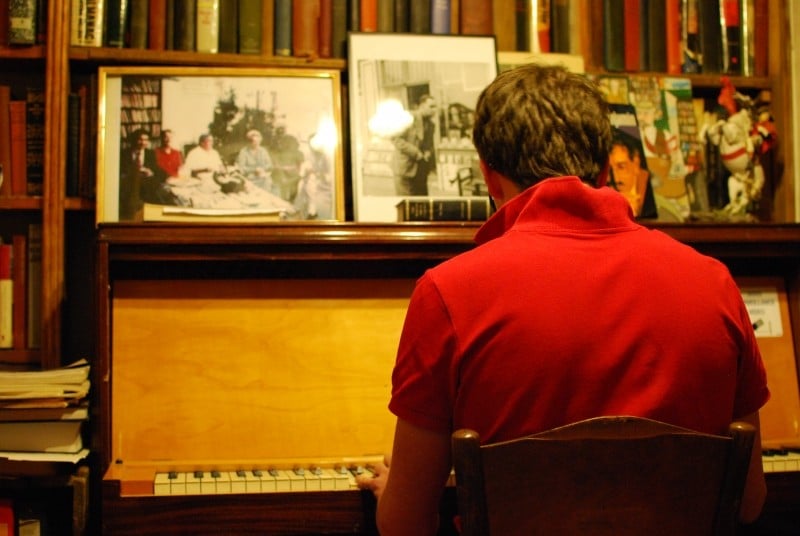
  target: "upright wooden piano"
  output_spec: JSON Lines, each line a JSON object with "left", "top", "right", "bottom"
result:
{"left": 96, "top": 223, "right": 800, "bottom": 535}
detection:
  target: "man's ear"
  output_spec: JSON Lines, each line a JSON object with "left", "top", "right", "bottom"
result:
{"left": 479, "top": 160, "right": 504, "bottom": 200}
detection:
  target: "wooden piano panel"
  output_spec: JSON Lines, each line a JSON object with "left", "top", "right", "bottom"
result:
{"left": 737, "top": 277, "right": 800, "bottom": 449}
{"left": 110, "top": 278, "right": 413, "bottom": 473}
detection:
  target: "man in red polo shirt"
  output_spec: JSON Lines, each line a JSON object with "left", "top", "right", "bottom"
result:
{"left": 357, "top": 64, "right": 769, "bottom": 535}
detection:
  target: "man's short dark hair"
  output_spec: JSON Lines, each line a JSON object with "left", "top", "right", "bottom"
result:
{"left": 472, "top": 64, "right": 612, "bottom": 188}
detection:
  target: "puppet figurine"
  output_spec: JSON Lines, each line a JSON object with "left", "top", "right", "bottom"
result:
{"left": 701, "top": 79, "right": 776, "bottom": 218}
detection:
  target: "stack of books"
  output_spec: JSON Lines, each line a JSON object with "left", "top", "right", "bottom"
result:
{"left": 0, "top": 359, "right": 90, "bottom": 475}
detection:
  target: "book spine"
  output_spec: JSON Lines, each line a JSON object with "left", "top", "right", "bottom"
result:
{"left": 8, "top": 0, "right": 37, "bottom": 45}
{"left": 396, "top": 198, "right": 492, "bottom": 222}
{"left": 238, "top": 0, "right": 262, "bottom": 54}
{"left": 514, "top": 0, "right": 528, "bottom": 50}
{"left": 66, "top": 92, "right": 81, "bottom": 197}
{"left": 274, "top": 0, "right": 291, "bottom": 56}
{"left": 196, "top": 0, "right": 220, "bottom": 53}
{"left": 260, "top": 0, "right": 274, "bottom": 56}
{"left": 550, "top": 0, "right": 570, "bottom": 53}
{"left": 26, "top": 223, "right": 41, "bottom": 349}
{"left": 25, "top": 88, "right": 44, "bottom": 196}
{"left": 377, "top": 0, "right": 393, "bottom": 32}
{"left": 681, "top": 0, "right": 701, "bottom": 73}
{"left": 602, "top": 0, "right": 625, "bottom": 71}
{"left": 9, "top": 100, "right": 27, "bottom": 196}
{"left": 217, "top": 0, "right": 238, "bottom": 53}
{"left": 174, "top": 0, "right": 196, "bottom": 51}
{"left": 431, "top": 0, "right": 450, "bottom": 34}
{"left": 165, "top": 0, "right": 175, "bottom": 48}
{"left": 292, "top": 0, "right": 319, "bottom": 58}
{"left": 410, "top": 0, "right": 430, "bottom": 33}
{"left": 129, "top": 0, "right": 149, "bottom": 49}
{"left": 347, "top": 0, "right": 360, "bottom": 32}
{"left": 11, "top": 234, "right": 26, "bottom": 349}
{"left": 0, "top": 243, "right": 12, "bottom": 348}
{"left": 319, "top": 0, "right": 332, "bottom": 57}
{"left": 537, "top": 0, "right": 551, "bottom": 52}
{"left": 722, "top": 0, "right": 741, "bottom": 74}
{"left": 394, "top": 0, "right": 409, "bottom": 32}
{"left": 623, "top": 0, "right": 641, "bottom": 71}
{"left": 647, "top": 0, "right": 666, "bottom": 72}
{"left": 148, "top": 0, "right": 167, "bottom": 50}
{"left": 0, "top": 86, "right": 11, "bottom": 197}
{"left": 665, "top": 0, "right": 682, "bottom": 73}
{"left": 752, "top": 0, "right": 767, "bottom": 77}
{"left": 459, "top": 0, "right": 492, "bottom": 35}
{"left": 331, "top": 0, "right": 347, "bottom": 57}
{"left": 697, "top": 0, "right": 723, "bottom": 73}
{"left": 104, "top": 0, "right": 128, "bottom": 47}
{"left": 361, "top": 0, "right": 377, "bottom": 31}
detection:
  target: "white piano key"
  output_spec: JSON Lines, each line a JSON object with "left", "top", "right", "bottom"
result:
{"left": 229, "top": 470, "right": 247, "bottom": 494}
{"left": 212, "top": 470, "right": 232, "bottom": 494}
{"left": 270, "top": 468, "right": 292, "bottom": 492}
{"left": 289, "top": 467, "right": 307, "bottom": 491}
{"left": 245, "top": 470, "right": 262, "bottom": 493}
{"left": 199, "top": 471, "right": 217, "bottom": 494}
{"left": 154, "top": 472, "right": 171, "bottom": 496}
{"left": 257, "top": 469, "right": 277, "bottom": 492}
{"left": 317, "top": 468, "right": 336, "bottom": 491}
{"left": 303, "top": 467, "right": 322, "bottom": 491}
{"left": 170, "top": 471, "right": 187, "bottom": 495}
{"left": 185, "top": 471, "right": 202, "bottom": 495}
{"left": 332, "top": 466, "right": 352, "bottom": 490}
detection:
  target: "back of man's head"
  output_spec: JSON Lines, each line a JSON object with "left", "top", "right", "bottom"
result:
{"left": 472, "top": 64, "right": 611, "bottom": 189}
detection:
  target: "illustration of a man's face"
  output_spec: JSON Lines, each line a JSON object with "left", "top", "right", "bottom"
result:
{"left": 609, "top": 143, "right": 646, "bottom": 215}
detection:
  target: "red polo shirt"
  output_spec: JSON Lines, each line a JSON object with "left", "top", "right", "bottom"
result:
{"left": 389, "top": 177, "right": 769, "bottom": 442}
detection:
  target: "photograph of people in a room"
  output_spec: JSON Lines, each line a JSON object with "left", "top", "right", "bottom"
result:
{"left": 98, "top": 68, "right": 344, "bottom": 223}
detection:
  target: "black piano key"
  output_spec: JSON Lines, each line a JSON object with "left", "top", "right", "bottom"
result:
{"left": 194, "top": 470, "right": 204, "bottom": 478}
{"left": 293, "top": 467, "right": 305, "bottom": 476}
{"left": 168, "top": 471, "right": 178, "bottom": 479}
{"left": 252, "top": 469, "right": 262, "bottom": 477}
{"left": 268, "top": 469, "right": 279, "bottom": 477}
{"left": 236, "top": 470, "right": 246, "bottom": 477}
{"left": 211, "top": 470, "right": 221, "bottom": 478}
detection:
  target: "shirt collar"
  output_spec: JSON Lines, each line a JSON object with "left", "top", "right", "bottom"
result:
{"left": 474, "top": 176, "right": 638, "bottom": 245}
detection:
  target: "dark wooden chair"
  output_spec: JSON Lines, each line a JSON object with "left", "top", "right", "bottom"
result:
{"left": 451, "top": 416, "right": 755, "bottom": 536}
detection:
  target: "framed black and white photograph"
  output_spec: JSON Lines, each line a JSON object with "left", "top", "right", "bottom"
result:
{"left": 96, "top": 66, "right": 345, "bottom": 223}
{"left": 347, "top": 33, "right": 498, "bottom": 222}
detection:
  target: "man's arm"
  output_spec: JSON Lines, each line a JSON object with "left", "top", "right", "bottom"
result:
{"left": 738, "top": 411, "right": 766, "bottom": 523}
{"left": 360, "top": 418, "right": 452, "bottom": 536}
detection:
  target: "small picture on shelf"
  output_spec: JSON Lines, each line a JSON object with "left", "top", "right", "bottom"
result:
{"left": 96, "top": 66, "right": 345, "bottom": 224}
{"left": 347, "top": 33, "right": 498, "bottom": 222}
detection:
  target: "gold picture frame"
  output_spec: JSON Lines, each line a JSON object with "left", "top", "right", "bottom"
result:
{"left": 96, "top": 66, "right": 345, "bottom": 224}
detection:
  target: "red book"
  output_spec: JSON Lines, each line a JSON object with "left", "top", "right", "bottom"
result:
{"left": 665, "top": 0, "right": 681, "bottom": 73}
{"left": 360, "top": 0, "right": 378, "bottom": 31}
{"left": 753, "top": 0, "right": 768, "bottom": 77}
{"left": 0, "top": 86, "right": 11, "bottom": 197}
{"left": 460, "top": 0, "right": 492, "bottom": 35}
{"left": 12, "top": 234, "right": 26, "bottom": 349}
{"left": 623, "top": 0, "right": 641, "bottom": 71}
{"left": 149, "top": 0, "right": 167, "bottom": 49}
{"left": 319, "top": 0, "right": 332, "bottom": 57}
{"left": 292, "top": 0, "right": 320, "bottom": 57}
{"left": 9, "top": 100, "right": 27, "bottom": 196}
{"left": 0, "top": 243, "right": 12, "bottom": 348}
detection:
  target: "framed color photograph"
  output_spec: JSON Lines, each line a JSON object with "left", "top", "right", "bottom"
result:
{"left": 347, "top": 33, "right": 498, "bottom": 222}
{"left": 96, "top": 66, "right": 345, "bottom": 223}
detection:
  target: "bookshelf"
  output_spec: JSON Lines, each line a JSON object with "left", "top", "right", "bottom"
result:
{"left": 0, "top": 0, "right": 798, "bottom": 532}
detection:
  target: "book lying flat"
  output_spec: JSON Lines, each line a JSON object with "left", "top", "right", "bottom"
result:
{"left": 0, "top": 420, "right": 83, "bottom": 453}
{"left": 0, "top": 358, "right": 89, "bottom": 400}
{"left": 0, "top": 402, "right": 88, "bottom": 422}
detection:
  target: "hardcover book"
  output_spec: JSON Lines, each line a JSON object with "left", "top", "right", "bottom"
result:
{"left": 602, "top": 0, "right": 624, "bottom": 71}
{"left": 148, "top": 0, "right": 167, "bottom": 49}
{"left": 70, "top": 0, "right": 105, "bottom": 47}
{"left": 8, "top": 0, "right": 37, "bottom": 44}
{"left": 292, "top": 0, "right": 320, "bottom": 58}
{"left": 196, "top": 0, "right": 220, "bottom": 53}
{"left": 174, "top": 0, "right": 196, "bottom": 51}
{"left": 104, "top": 0, "right": 128, "bottom": 47}
{"left": 10, "top": 100, "right": 28, "bottom": 196}
{"left": 274, "top": 0, "right": 291, "bottom": 55}
{"left": 459, "top": 0, "right": 492, "bottom": 35}
{"left": 0, "top": 86, "right": 11, "bottom": 197}
{"left": 238, "top": 0, "right": 262, "bottom": 54}
{"left": 0, "top": 420, "right": 83, "bottom": 453}
{"left": 0, "top": 243, "right": 11, "bottom": 349}
{"left": 217, "top": 0, "right": 238, "bottom": 53}
{"left": 25, "top": 88, "right": 44, "bottom": 196}
{"left": 396, "top": 197, "right": 493, "bottom": 222}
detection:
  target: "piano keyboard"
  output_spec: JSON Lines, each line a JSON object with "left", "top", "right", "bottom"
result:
{"left": 762, "top": 449, "right": 800, "bottom": 473}
{"left": 153, "top": 466, "right": 373, "bottom": 496}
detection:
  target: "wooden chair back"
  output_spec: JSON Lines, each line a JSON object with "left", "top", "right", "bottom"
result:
{"left": 452, "top": 416, "right": 755, "bottom": 536}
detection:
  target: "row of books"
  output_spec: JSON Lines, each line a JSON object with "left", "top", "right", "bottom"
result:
{"left": 68, "top": 0, "right": 483, "bottom": 59}
{"left": 0, "top": 0, "right": 47, "bottom": 46}
{"left": 0, "top": 224, "right": 41, "bottom": 352}
{"left": 0, "top": 86, "right": 45, "bottom": 198}
{"left": 600, "top": 0, "right": 769, "bottom": 76}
